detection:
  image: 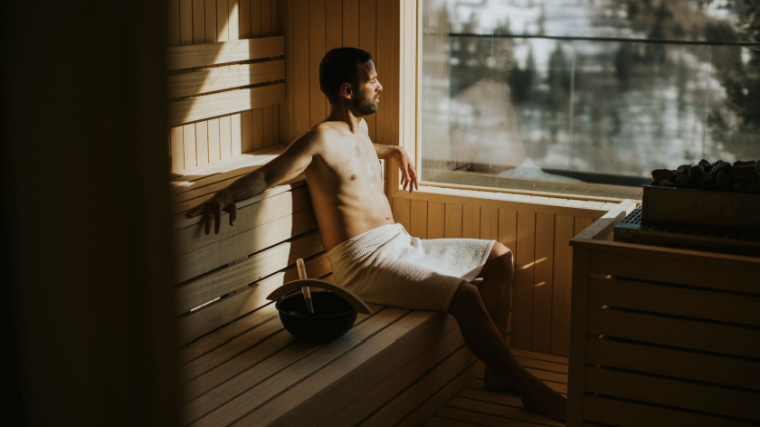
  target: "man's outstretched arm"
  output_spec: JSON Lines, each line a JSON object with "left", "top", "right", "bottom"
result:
{"left": 186, "top": 133, "right": 319, "bottom": 234}
{"left": 373, "top": 144, "right": 418, "bottom": 194}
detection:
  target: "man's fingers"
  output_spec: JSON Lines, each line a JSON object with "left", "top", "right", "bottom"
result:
{"left": 227, "top": 203, "right": 237, "bottom": 226}
{"left": 203, "top": 210, "right": 211, "bottom": 235}
{"left": 214, "top": 204, "right": 223, "bottom": 234}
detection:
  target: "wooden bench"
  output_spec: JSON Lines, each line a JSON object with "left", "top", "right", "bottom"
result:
{"left": 169, "top": 36, "right": 482, "bottom": 426}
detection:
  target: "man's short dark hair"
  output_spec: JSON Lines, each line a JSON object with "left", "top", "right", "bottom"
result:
{"left": 319, "top": 47, "right": 373, "bottom": 104}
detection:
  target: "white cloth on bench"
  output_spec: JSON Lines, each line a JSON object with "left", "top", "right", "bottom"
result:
{"left": 327, "top": 223, "right": 494, "bottom": 312}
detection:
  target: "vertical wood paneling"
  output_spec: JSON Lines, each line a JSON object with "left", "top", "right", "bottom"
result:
{"left": 497, "top": 209, "right": 517, "bottom": 255}
{"left": 251, "top": 0, "right": 265, "bottom": 151}
{"left": 170, "top": 127, "right": 185, "bottom": 172}
{"left": 239, "top": 0, "right": 251, "bottom": 37}
{"left": 358, "top": 0, "right": 377, "bottom": 142}
{"left": 183, "top": 123, "right": 197, "bottom": 168}
{"left": 261, "top": 0, "right": 276, "bottom": 148}
{"left": 444, "top": 204, "right": 463, "bottom": 238}
{"left": 551, "top": 215, "right": 576, "bottom": 356}
{"left": 392, "top": 197, "right": 411, "bottom": 231}
{"left": 220, "top": 115, "right": 232, "bottom": 160}
{"left": 342, "top": 0, "right": 359, "bottom": 47}
{"left": 498, "top": 208, "right": 518, "bottom": 346}
{"left": 217, "top": 0, "right": 230, "bottom": 40}
{"left": 309, "top": 0, "right": 327, "bottom": 128}
{"left": 208, "top": 119, "right": 221, "bottom": 161}
{"left": 480, "top": 206, "right": 498, "bottom": 241}
{"left": 325, "top": 0, "right": 343, "bottom": 113}
{"left": 462, "top": 205, "right": 480, "bottom": 238}
{"left": 179, "top": 0, "right": 195, "bottom": 171}
{"left": 513, "top": 209, "right": 535, "bottom": 350}
{"left": 196, "top": 122, "right": 210, "bottom": 165}
{"left": 292, "top": 0, "right": 310, "bottom": 138}
{"left": 427, "top": 202, "right": 445, "bottom": 239}
{"left": 532, "top": 213, "right": 555, "bottom": 353}
{"left": 376, "top": 0, "right": 399, "bottom": 149}
{"left": 279, "top": 0, "right": 293, "bottom": 143}
{"left": 411, "top": 199, "right": 428, "bottom": 239}
{"left": 231, "top": 114, "right": 242, "bottom": 155}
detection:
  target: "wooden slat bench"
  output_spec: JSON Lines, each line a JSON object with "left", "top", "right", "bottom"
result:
{"left": 170, "top": 36, "right": 481, "bottom": 426}
{"left": 172, "top": 174, "right": 482, "bottom": 426}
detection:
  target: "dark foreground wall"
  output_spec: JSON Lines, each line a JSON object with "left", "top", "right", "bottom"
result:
{"left": 2, "top": 2, "right": 178, "bottom": 425}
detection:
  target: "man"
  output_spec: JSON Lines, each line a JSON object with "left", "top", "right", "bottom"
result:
{"left": 187, "top": 47, "right": 565, "bottom": 422}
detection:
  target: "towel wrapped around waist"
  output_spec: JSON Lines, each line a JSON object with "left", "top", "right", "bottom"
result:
{"left": 327, "top": 223, "right": 494, "bottom": 312}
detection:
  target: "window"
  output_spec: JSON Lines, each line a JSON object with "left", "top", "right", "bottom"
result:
{"left": 420, "top": 0, "right": 760, "bottom": 199}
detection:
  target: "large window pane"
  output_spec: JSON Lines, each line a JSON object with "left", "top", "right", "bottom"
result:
{"left": 420, "top": 0, "right": 760, "bottom": 198}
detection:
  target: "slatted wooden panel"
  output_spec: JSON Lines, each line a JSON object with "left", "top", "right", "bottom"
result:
{"left": 168, "top": 0, "right": 282, "bottom": 174}
{"left": 278, "top": 0, "right": 399, "bottom": 150}
{"left": 568, "top": 229, "right": 760, "bottom": 426}
{"left": 172, "top": 169, "right": 325, "bottom": 345}
{"left": 392, "top": 189, "right": 608, "bottom": 356}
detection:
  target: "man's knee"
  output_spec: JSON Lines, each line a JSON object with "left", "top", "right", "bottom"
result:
{"left": 489, "top": 241, "right": 511, "bottom": 260}
{"left": 448, "top": 281, "right": 484, "bottom": 315}
{"left": 484, "top": 242, "right": 514, "bottom": 276}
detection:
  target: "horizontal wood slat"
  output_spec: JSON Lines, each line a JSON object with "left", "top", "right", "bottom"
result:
{"left": 174, "top": 182, "right": 308, "bottom": 254}
{"left": 583, "top": 395, "right": 758, "bottom": 427}
{"left": 588, "top": 277, "right": 760, "bottom": 327}
{"left": 586, "top": 247, "right": 760, "bottom": 295}
{"left": 176, "top": 254, "right": 332, "bottom": 347}
{"left": 585, "top": 337, "right": 760, "bottom": 390}
{"left": 587, "top": 307, "right": 760, "bottom": 358}
{"left": 584, "top": 367, "right": 760, "bottom": 422}
{"left": 169, "top": 83, "right": 285, "bottom": 127}
{"left": 176, "top": 207, "right": 318, "bottom": 302}
{"left": 176, "top": 230, "right": 324, "bottom": 315}
{"left": 167, "top": 36, "right": 285, "bottom": 71}
{"left": 169, "top": 60, "right": 285, "bottom": 99}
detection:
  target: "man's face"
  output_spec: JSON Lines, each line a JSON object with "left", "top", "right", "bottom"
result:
{"left": 351, "top": 60, "right": 383, "bottom": 116}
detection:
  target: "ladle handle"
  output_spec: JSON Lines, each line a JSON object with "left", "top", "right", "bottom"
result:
{"left": 297, "top": 259, "right": 315, "bottom": 314}
{"left": 297, "top": 258, "right": 308, "bottom": 280}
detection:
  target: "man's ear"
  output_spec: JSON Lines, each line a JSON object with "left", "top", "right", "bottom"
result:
{"left": 339, "top": 82, "right": 353, "bottom": 100}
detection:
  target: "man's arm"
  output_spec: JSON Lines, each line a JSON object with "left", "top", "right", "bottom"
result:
{"left": 187, "top": 132, "right": 320, "bottom": 234}
{"left": 373, "top": 143, "right": 418, "bottom": 194}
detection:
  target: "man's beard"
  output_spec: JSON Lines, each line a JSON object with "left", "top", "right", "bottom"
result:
{"left": 352, "top": 92, "right": 378, "bottom": 116}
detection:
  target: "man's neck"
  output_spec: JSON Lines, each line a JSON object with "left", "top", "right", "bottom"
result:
{"left": 325, "top": 105, "right": 363, "bottom": 134}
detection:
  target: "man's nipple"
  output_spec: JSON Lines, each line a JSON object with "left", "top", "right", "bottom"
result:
{"left": 350, "top": 174, "right": 357, "bottom": 180}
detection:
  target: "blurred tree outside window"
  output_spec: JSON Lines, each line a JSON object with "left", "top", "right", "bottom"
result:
{"left": 420, "top": 0, "right": 760, "bottom": 198}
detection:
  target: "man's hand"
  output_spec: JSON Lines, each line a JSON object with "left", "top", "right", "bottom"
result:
{"left": 393, "top": 147, "right": 418, "bottom": 194}
{"left": 185, "top": 191, "right": 237, "bottom": 234}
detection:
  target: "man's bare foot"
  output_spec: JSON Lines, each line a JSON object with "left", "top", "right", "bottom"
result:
{"left": 518, "top": 377, "right": 567, "bottom": 423}
{"left": 483, "top": 367, "right": 518, "bottom": 392}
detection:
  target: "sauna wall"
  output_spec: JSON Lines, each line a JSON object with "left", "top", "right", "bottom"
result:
{"left": 167, "top": 0, "right": 283, "bottom": 173}
{"left": 167, "top": 0, "right": 400, "bottom": 174}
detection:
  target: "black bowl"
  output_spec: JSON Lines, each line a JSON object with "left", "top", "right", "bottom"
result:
{"left": 275, "top": 291, "right": 357, "bottom": 344}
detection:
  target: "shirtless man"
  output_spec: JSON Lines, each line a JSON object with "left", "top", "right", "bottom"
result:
{"left": 187, "top": 47, "right": 566, "bottom": 422}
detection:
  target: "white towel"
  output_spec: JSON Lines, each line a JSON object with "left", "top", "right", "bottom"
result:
{"left": 327, "top": 223, "right": 494, "bottom": 312}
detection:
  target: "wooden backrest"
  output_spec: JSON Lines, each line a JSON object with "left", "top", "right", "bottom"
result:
{"left": 168, "top": 35, "right": 333, "bottom": 347}
{"left": 167, "top": 36, "right": 285, "bottom": 127}
{"left": 172, "top": 174, "right": 331, "bottom": 347}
